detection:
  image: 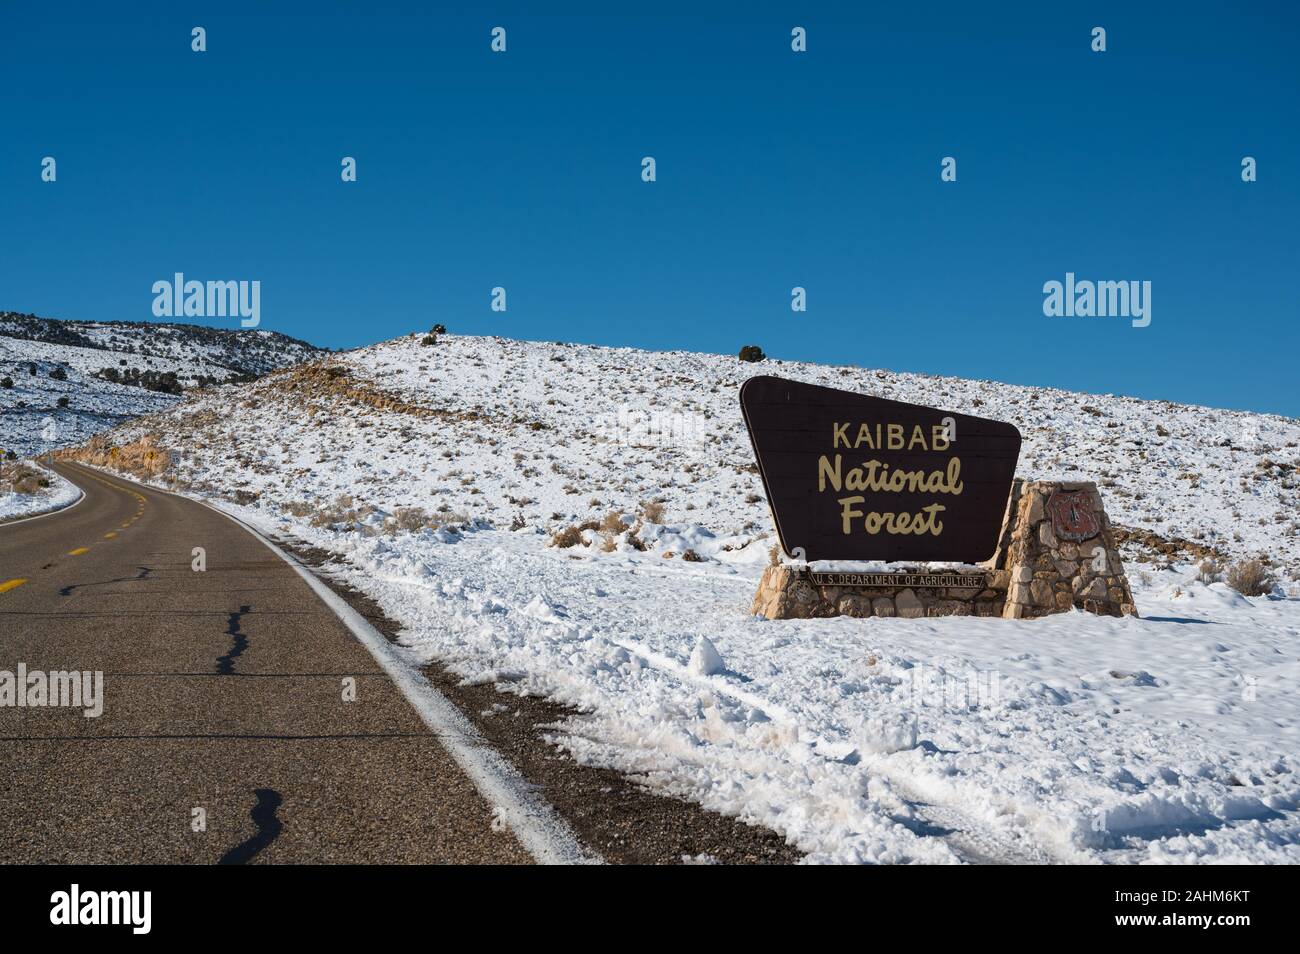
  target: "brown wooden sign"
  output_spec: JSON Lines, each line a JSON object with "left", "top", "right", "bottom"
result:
{"left": 740, "top": 376, "right": 1021, "bottom": 563}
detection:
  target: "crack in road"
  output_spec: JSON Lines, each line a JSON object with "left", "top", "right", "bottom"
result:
{"left": 59, "top": 564, "right": 152, "bottom": 597}
{"left": 216, "top": 604, "right": 252, "bottom": 675}
{"left": 218, "top": 788, "right": 284, "bottom": 864}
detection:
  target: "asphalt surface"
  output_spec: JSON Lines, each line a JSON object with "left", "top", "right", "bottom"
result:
{"left": 0, "top": 461, "right": 533, "bottom": 863}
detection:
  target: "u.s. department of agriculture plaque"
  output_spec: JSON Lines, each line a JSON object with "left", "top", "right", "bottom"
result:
{"left": 740, "top": 376, "right": 1021, "bottom": 563}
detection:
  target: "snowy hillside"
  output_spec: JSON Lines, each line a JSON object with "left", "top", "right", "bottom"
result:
{"left": 0, "top": 311, "right": 323, "bottom": 458}
{"left": 66, "top": 332, "right": 1300, "bottom": 863}
{"left": 96, "top": 331, "right": 1299, "bottom": 571}
{"left": 0, "top": 312, "right": 321, "bottom": 376}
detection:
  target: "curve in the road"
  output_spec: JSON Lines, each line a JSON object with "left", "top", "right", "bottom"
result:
{"left": 0, "top": 460, "right": 591, "bottom": 864}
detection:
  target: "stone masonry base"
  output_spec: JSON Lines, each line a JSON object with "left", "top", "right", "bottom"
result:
{"left": 750, "top": 479, "right": 1137, "bottom": 621}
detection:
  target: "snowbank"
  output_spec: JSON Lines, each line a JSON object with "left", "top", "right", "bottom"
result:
{"left": 0, "top": 460, "right": 81, "bottom": 522}
{"left": 216, "top": 502, "right": 1300, "bottom": 864}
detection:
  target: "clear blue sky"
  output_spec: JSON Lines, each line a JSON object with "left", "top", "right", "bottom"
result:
{"left": 2, "top": 2, "right": 1296, "bottom": 416}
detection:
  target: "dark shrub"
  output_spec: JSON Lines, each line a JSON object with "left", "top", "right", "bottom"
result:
{"left": 738, "top": 345, "right": 765, "bottom": 363}
{"left": 145, "top": 371, "right": 182, "bottom": 394}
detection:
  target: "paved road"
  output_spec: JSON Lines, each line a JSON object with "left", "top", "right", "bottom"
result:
{"left": 0, "top": 461, "right": 534, "bottom": 863}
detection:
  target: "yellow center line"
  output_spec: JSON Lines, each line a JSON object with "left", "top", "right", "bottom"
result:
{"left": 0, "top": 579, "right": 27, "bottom": 593}
{"left": 45, "top": 470, "right": 151, "bottom": 565}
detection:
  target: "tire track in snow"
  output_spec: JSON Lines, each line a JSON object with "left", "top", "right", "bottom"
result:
{"left": 380, "top": 549, "right": 1063, "bottom": 864}
{"left": 605, "top": 631, "right": 1060, "bottom": 865}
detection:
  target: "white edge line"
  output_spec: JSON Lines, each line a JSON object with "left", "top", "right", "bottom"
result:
{"left": 184, "top": 494, "right": 601, "bottom": 865}
{"left": 55, "top": 462, "right": 597, "bottom": 864}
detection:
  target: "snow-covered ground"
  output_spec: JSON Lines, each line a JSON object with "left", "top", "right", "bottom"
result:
{"left": 184, "top": 512, "right": 1289, "bottom": 864}
{"left": 0, "top": 460, "right": 81, "bottom": 521}
{"left": 71, "top": 332, "right": 1300, "bottom": 862}
{"left": 0, "top": 314, "right": 322, "bottom": 458}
